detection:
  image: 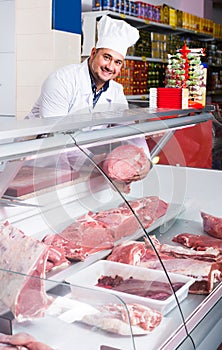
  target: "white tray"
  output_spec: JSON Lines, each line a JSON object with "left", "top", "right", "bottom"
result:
{"left": 66, "top": 260, "right": 194, "bottom": 315}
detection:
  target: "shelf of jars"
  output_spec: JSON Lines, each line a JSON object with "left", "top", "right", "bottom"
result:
{"left": 82, "top": 10, "right": 222, "bottom": 100}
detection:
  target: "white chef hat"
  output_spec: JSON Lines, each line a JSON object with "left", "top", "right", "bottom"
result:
{"left": 96, "top": 15, "right": 139, "bottom": 58}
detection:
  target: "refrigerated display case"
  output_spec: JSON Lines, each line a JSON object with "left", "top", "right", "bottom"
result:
{"left": 0, "top": 106, "right": 221, "bottom": 350}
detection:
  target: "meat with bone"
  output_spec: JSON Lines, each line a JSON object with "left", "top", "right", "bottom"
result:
{"left": 0, "top": 221, "right": 52, "bottom": 322}
{"left": 140, "top": 258, "right": 222, "bottom": 294}
{"left": 46, "top": 245, "right": 70, "bottom": 272}
{"left": 0, "top": 332, "right": 53, "bottom": 350}
{"left": 107, "top": 237, "right": 222, "bottom": 294}
{"left": 107, "top": 241, "right": 147, "bottom": 265}
{"left": 158, "top": 243, "right": 220, "bottom": 261}
{"left": 81, "top": 303, "right": 162, "bottom": 335}
{"left": 201, "top": 211, "right": 222, "bottom": 239}
{"left": 82, "top": 196, "right": 168, "bottom": 241}
{"left": 121, "top": 196, "right": 169, "bottom": 228}
{"left": 43, "top": 220, "right": 114, "bottom": 261}
{"left": 43, "top": 196, "right": 168, "bottom": 265}
{"left": 172, "top": 233, "right": 222, "bottom": 253}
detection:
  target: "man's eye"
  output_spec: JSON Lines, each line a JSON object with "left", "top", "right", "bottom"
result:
{"left": 104, "top": 55, "right": 111, "bottom": 61}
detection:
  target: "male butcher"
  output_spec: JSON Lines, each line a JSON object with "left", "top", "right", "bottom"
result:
{"left": 26, "top": 15, "right": 152, "bottom": 191}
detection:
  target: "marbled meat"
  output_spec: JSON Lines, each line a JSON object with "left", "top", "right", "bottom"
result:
{"left": 201, "top": 211, "right": 222, "bottom": 239}
{"left": 0, "top": 221, "right": 52, "bottom": 321}
{"left": 172, "top": 233, "right": 222, "bottom": 253}
{"left": 102, "top": 144, "right": 150, "bottom": 183}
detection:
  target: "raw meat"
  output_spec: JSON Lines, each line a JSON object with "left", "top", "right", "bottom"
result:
{"left": 0, "top": 221, "right": 52, "bottom": 321}
{"left": 140, "top": 258, "right": 222, "bottom": 294}
{"left": 107, "top": 237, "right": 222, "bottom": 294}
{"left": 81, "top": 303, "right": 162, "bottom": 335}
{"left": 83, "top": 208, "right": 140, "bottom": 241}
{"left": 103, "top": 144, "right": 150, "bottom": 182}
{"left": 107, "top": 241, "right": 147, "bottom": 265}
{"left": 84, "top": 196, "right": 168, "bottom": 241}
{"left": 96, "top": 275, "right": 184, "bottom": 300}
{"left": 159, "top": 243, "right": 220, "bottom": 261}
{"left": 0, "top": 332, "right": 53, "bottom": 349}
{"left": 46, "top": 246, "right": 70, "bottom": 272}
{"left": 43, "top": 220, "right": 114, "bottom": 261}
{"left": 5, "top": 166, "right": 79, "bottom": 197}
{"left": 43, "top": 195, "right": 168, "bottom": 264}
{"left": 201, "top": 211, "right": 222, "bottom": 239}
{"left": 172, "top": 233, "right": 222, "bottom": 253}
{"left": 121, "top": 196, "right": 169, "bottom": 228}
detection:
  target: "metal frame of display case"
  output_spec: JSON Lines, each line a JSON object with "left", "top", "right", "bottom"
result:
{"left": 0, "top": 106, "right": 221, "bottom": 350}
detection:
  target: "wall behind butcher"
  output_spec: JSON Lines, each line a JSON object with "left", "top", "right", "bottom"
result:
{"left": 1, "top": 0, "right": 81, "bottom": 120}
{"left": 0, "top": 0, "right": 15, "bottom": 116}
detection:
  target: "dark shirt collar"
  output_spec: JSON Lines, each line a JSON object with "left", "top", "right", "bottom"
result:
{"left": 89, "top": 67, "right": 109, "bottom": 95}
{"left": 88, "top": 66, "right": 109, "bottom": 108}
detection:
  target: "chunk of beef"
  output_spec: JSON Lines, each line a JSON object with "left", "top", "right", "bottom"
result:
{"left": 0, "top": 221, "right": 52, "bottom": 321}
{"left": 201, "top": 211, "right": 222, "bottom": 239}
{"left": 173, "top": 233, "right": 222, "bottom": 253}
{"left": 103, "top": 144, "right": 150, "bottom": 183}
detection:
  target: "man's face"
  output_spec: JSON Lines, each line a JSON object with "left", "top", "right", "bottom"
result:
{"left": 89, "top": 48, "right": 124, "bottom": 87}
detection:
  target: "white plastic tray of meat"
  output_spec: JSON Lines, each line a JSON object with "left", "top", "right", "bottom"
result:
{"left": 66, "top": 260, "right": 194, "bottom": 315}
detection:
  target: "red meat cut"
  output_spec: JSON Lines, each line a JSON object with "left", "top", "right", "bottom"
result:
{"left": 121, "top": 196, "right": 169, "bottom": 228}
{"left": 140, "top": 258, "right": 222, "bottom": 294}
{"left": 43, "top": 219, "right": 114, "bottom": 262}
{"left": 201, "top": 211, "right": 222, "bottom": 239}
{"left": 96, "top": 274, "right": 184, "bottom": 300}
{"left": 43, "top": 196, "right": 168, "bottom": 266}
{"left": 107, "top": 241, "right": 147, "bottom": 265}
{"left": 81, "top": 207, "right": 140, "bottom": 241}
{"left": 102, "top": 144, "right": 150, "bottom": 184}
{"left": 172, "top": 233, "right": 222, "bottom": 253}
{"left": 107, "top": 236, "right": 222, "bottom": 294}
{"left": 0, "top": 221, "right": 52, "bottom": 321}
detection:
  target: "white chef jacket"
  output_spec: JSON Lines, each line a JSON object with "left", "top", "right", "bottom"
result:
{"left": 27, "top": 59, "right": 128, "bottom": 118}
{"left": 26, "top": 58, "right": 150, "bottom": 169}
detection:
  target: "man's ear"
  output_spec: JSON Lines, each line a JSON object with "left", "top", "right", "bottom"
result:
{"left": 90, "top": 47, "right": 97, "bottom": 57}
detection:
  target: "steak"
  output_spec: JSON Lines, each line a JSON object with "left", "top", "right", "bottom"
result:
{"left": 140, "top": 258, "right": 222, "bottom": 294}
{"left": 43, "top": 219, "right": 114, "bottom": 261}
{"left": 159, "top": 243, "right": 220, "bottom": 261}
{"left": 107, "top": 236, "right": 222, "bottom": 294}
{"left": 107, "top": 241, "right": 146, "bottom": 265}
{"left": 121, "top": 196, "right": 169, "bottom": 228}
{"left": 43, "top": 196, "right": 168, "bottom": 265}
{"left": 172, "top": 233, "right": 222, "bottom": 253}
{"left": 0, "top": 221, "right": 52, "bottom": 321}
{"left": 97, "top": 275, "right": 184, "bottom": 300}
{"left": 201, "top": 211, "right": 222, "bottom": 239}
{"left": 83, "top": 207, "right": 140, "bottom": 241}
